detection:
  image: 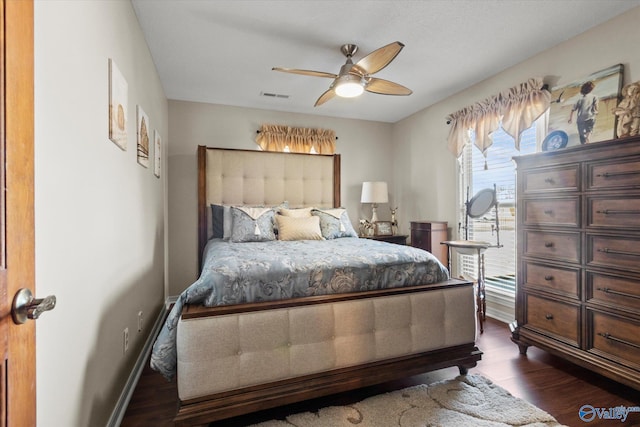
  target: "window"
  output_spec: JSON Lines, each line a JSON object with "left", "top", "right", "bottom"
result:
{"left": 457, "top": 122, "right": 538, "bottom": 293}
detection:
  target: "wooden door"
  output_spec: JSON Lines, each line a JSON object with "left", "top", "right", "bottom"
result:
{"left": 0, "top": 0, "right": 37, "bottom": 425}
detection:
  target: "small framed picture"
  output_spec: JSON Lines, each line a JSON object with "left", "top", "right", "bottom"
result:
{"left": 375, "top": 221, "right": 393, "bottom": 236}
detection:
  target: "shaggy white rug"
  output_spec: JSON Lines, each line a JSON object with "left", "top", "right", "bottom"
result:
{"left": 251, "top": 375, "right": 566, "bottom": 427}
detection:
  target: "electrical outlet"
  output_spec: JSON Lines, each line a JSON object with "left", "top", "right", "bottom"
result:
{"left": 123, "top": 327, "right": 129, "bottom": 354}
{"left": 137, "top": 311, "right": 143, "bottom": 333}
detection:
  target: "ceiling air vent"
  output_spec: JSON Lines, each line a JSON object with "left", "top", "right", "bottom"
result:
{"left": 260, "top": 92, "right": 290, "bottom": 99}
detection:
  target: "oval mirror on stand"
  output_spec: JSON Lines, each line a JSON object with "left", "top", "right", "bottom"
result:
{"left": 467, "top": 188, "right": 496, "bottom": 218}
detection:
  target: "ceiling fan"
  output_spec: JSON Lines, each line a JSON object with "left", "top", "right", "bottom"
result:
{"left": 273, "top": 41, "right": 412, "bottom": 107}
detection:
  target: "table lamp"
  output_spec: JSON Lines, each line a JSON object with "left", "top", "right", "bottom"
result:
{"left": 360, "top": 181, "right": 388, "bottom": 222}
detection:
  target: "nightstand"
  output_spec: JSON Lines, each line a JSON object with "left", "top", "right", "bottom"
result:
{"left": 361, "top": 234, "right": 408, "bottom": 245}
{"left": 410, "top": 221, "right": 448, "bottom": 265}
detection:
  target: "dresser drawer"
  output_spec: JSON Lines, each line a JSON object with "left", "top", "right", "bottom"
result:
{"left": 523, "top": 230, "right": 580, "bottom": 263}
{"left": 523, "top": 197, "right": 579, "bottom": 227}
{"left": 587, "top": 271, "right": 640, "bottom": 312}
{"left": 523, "top": 262, "right": 579, "bottom": 298}
{"left": 522, "top": 165, "right": 579, "bottom": 194}
{"left": 588, "top": 158, "right": 640, "bottom": 190}
{"left": 588, "top": 196, "right": 640, "bottom": 229}
{"left": 525, "top": 294, "right": 579, "bottom": 345}
{"left": 589, "top": 310, "right": 640, "bottom": 368}
{"left": 587, "top": 234, "right": 640, "bottom": 273}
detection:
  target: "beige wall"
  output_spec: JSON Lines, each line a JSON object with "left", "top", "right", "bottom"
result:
{"left": 34, "top": 1, "right": 168, "bottom": 426}
{"left": 392, "top": 6, "right": 640, "bottom": 251}
{"left": 168, "top": 101, "right": 393, "bottom": 295}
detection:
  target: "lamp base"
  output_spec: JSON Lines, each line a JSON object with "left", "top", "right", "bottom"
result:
{"left": 371, "top": 204, "right": 379, "bottom": 223}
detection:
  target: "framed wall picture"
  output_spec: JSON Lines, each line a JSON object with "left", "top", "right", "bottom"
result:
{"left": 136, "top": 105, "right": 150, "bottom": 168}
{"left": 108, "top": 59, "right": 127, "bottom": 150}
{"left": 154, "top": 130, "right": 161, "bottom": 178}
{"left": 547, "top": 64, "right": 623, "bottom": 148}
{"left": 374, "top": 221, "right": 393, "bottom": 236}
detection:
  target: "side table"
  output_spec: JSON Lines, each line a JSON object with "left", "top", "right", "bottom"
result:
{"left": 441, "top": 239, "right": 490, "bottom": 333}
{"left": 410, "top": 221, "right": 448, "bottom": 265}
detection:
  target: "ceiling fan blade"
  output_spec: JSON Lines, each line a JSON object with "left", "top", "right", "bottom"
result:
{"left": 272, "top": 67, "right": 337, "bottom": 79}
{"left": 365, "top": 78, "right": 412, "bottom": 96}
{"left": 352, "top": 41, "right": 404, "bottom": 75}
{"left": 314, "top": 88, "right": 336, "bottom": 107}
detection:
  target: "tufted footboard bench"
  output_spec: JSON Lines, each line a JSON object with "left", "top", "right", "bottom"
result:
{"left": 174, "top": 280, "right": 480, "bottom": 425}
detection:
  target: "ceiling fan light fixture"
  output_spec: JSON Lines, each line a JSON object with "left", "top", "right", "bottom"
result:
{"left": 334, "top": 74, "right": 365, "bottom": 98}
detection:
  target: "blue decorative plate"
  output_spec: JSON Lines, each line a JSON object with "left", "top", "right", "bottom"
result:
{"left": 542, "top": 130, "right": 568, "bottom": 151}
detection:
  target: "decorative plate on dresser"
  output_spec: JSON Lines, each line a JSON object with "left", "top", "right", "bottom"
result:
{"left": 511, "top": 135, "right": 640, "bottom": 391}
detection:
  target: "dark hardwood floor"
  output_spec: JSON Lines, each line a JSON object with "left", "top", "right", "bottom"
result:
{"left": 121, "top": 317, "right": 640, "bottom": 426}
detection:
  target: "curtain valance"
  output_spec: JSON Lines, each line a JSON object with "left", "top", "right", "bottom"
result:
{"left": 446, "top": 77, "right": 551, "bottom": 158}
{"left": 256, "top": 124, "right": 336, "bottom": 154}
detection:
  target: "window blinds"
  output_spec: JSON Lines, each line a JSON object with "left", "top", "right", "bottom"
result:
{"left": 458, "top": 124, "right": 537, "bottom": 292}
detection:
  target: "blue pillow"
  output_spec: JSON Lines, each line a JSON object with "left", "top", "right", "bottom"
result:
{"left": 311, "top": 208, "right": 358, "bottom": 239}
{"left": 211, "top": 204, "right": 224, "bottom": 238}
{"left": 230, "top": 207, "right": 277, "bottom": 242}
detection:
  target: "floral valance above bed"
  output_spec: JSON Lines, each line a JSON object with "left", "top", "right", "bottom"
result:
{"left": 256, "top": 123, "right": 336, "bottom": 154}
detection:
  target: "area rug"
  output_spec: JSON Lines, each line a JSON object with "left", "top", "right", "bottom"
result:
{"left": 250, "top": 375, "right": 566, "bottom": 427}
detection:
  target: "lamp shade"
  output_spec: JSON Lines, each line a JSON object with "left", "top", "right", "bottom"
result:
{"left": 361, "top": 181, "right": 389, "bottom": 204}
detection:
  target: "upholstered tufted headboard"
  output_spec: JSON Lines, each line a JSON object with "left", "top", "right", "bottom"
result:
{"left": 197, "top": 146, "right": 341, "bottom": 266}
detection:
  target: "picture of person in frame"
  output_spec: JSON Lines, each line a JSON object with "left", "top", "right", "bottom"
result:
{"left": 567, "top": 81, "right": 599, "bottom": 144}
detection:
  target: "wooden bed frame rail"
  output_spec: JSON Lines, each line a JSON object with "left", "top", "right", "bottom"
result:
{"left": 183, "top": 279, "right": 472, "bottom": 319}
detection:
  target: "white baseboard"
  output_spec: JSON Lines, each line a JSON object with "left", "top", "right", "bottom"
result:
{"left": 485, "top": 287, "right": 515, "bottom": 324}
{"left": 106, "top": 299, "right": 170, "bottom": 427}
{"left": 166, "top": 295, "right": 178, "bottom": 307}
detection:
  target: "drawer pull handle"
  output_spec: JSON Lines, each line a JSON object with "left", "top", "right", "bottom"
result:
{"left": 596, "top": 209, "right": 640, "bottom": 215}
{"left": 596, "top": 287, "right": 640, "bottom": 300}
{"left": 544, "top": 209, "right": 553, "bottom": 215}
{"left": 544, "top": 177, "right": 555, "bottom": 184}
{"left": 545, "top": 314, "right": 554, "bottom": 320}
{"left": 597, "top": 170, "right": 640, "bottom": 178}
{"left": 597, "top": 247, "right": 640, "bottom": 257}
{"left": 544, "top": 275, "right": 553, "bottom": 281}
{"left": 598, "top": 332, "right": 640, "bottom": 350}
{"left": 544, "top": 242, "right": 554, "bottom": 248}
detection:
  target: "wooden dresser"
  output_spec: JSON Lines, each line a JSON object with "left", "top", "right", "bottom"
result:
{"left": 410, "top": 221, "right": 448, "bottom": 266}
{"left": 511, "top": 136, "right": 640, "bottom": 391}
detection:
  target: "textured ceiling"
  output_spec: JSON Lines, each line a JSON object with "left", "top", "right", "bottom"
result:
{"left": 132, "top": 0, "right": 640, "bottom": 123}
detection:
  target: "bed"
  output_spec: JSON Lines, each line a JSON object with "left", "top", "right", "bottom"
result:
{"left": 151, "top": 146, "right": 481, "bottom": 426}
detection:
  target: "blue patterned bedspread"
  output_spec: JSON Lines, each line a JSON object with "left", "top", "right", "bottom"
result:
{"left": 150, "top": 237, "right": 449, "bottom": 379}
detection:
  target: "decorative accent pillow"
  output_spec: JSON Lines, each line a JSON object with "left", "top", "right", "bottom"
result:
{"left": 275, "top": 215, "right": 324, "bottom": 241}
{"left": 278, "top": 207, "right": 314, "bottom": 218}
{"left": 311, "top": 208, "right": 359, "bottom": 239}
{"left": 230, "top": 207, "right": 276, "bottom": 242}
{"left": 211, "top": 204, "right": 231, "bottom": 239}
{"left": 213, "top": 202, "right": 288, "bottom": 240}
{"left": 211, "top": 204, "right": 224, "bottom": 238}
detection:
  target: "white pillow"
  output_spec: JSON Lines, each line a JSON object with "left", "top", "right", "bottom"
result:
{"left": 276, "top": 215, "right": 324, "bottom": 241}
